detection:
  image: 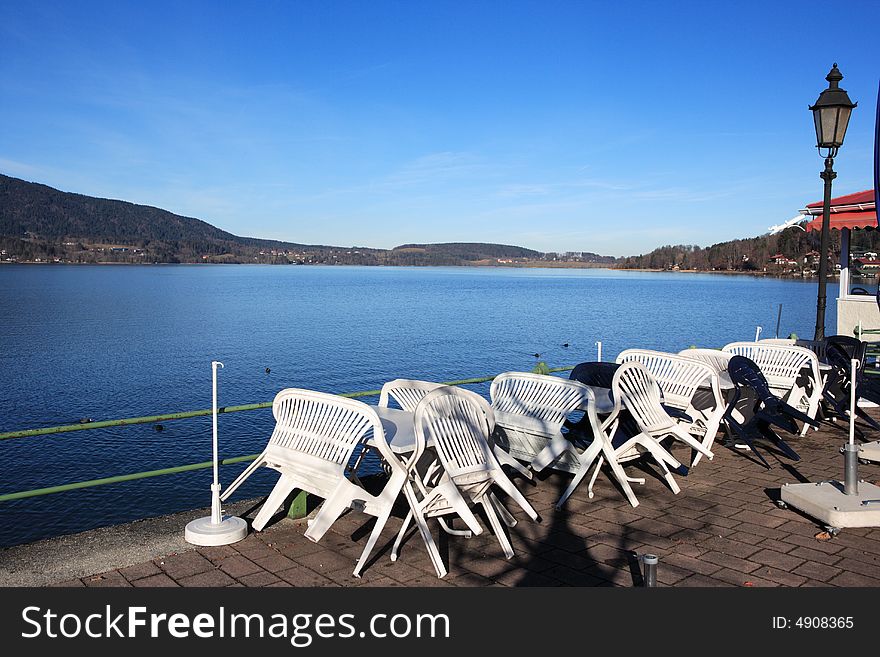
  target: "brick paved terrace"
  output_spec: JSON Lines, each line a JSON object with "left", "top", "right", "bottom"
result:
{"left": 6, "top": 419, "right": 880, "bottom": 588}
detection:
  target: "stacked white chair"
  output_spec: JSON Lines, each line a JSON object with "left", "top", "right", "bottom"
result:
{"left": 532, "top": 362, "right": 704, "bottom": 508}
{"left": 678, "top": 348, "right": 734, "bottom": 376}
{"left": 616, "top": 349, "right": 725, "bottom": 466}
{"left": 721, "top": 342, "right": 823, "bottom": 435}
{"left": 489, "top": 371, "right": 594, "bottom": 472}
{"left": 380, "top": 377, "right": 532, "bottom": 480}
{"left": 401, "top": 386, "right": 539, "bottom": 567}
{"left": 220, "top": 388, "right": 407, "bottom": 577}
{"left": 379, "top": 378, "right": 445, "bottom": 411}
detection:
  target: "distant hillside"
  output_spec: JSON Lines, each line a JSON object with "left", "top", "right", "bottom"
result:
{"left": 2, "top": 174, "right": 605, "bottom": 266}
{"left": 615, "top": 228, "right": 880, "bottom": 275}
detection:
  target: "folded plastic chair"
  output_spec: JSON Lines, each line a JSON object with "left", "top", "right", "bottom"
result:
{"left": 722, "top": 342, "right": 823, "bottom": 436}
{"left": 721, "top": 355, "right": 820, "bottom": 468}
{"left": 533, "top": 362, "right": 699, "bottom": 508}
{"left": 823, "top": 336, "right": 880, "bottom": 434}
{"left": 379, "top": 377, "right": 532, "bottom": 481}
{"left": 616, "top": 349, "right": 725, "bottom": 467}
{"left": 399, "top": 386, "right": 539, "bottom": 564}
{"left": 220, "top": 388, "right": 409, "bottom": 577}
{"left": 489, "top": 371, "right": 593, "bottom": 477}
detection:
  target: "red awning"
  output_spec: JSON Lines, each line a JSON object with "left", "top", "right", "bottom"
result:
{"left": 805, "top": 189, "right": 876, "bottom": 210}
{"left": 805, "top": 210, "right": 878, "bottom": 231}
{"left": 800, "top": 188, "right": 877, "bottom": 230}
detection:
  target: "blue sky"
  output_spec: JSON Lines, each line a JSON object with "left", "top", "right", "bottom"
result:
{"left": 1, "top": 0, "right": 878, "bottom": 257}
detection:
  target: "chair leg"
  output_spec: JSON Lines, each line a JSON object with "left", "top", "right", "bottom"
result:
{"left": 555, "top": 440, "right": 604, "bottom": 508}
{"left": 488, "top": 492, "right": 518, "bottom": 527}
{"left": 396, "top": 486, "right": 448, "bottom": 578}
{"left": 479, "top": 497, "right": 514, "bottom": 559}
{"left": 530, "top": 435, "right": 574, "bottom": 472}
{"left": 390, "top": 509, "right": 415, "bottom": 562}
{"left": 586, "top": 456, "right": 605, "bottom": 499}
{"left": 668, "top": 426, "right": 713, "bottom": 460}
{"left": 303, "top": 489, "right": 354, "bottom": 542}
{"left": 493, "top": 446, "right": 533, "bottom": 480}
{"left": 488, "top": 471, "right": 538, "bottom": 521}
{"left": 352, "top": 507, "right": 393, "bottom": 578}
{"left": 657, "top": 461, "right": 681, "bottom": 495}
{"left": 251, "top": 474, "right": 299, "bottom": 531}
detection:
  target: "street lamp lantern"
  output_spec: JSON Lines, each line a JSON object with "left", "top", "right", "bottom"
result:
{"left": 810, "top": 63, "right": 857, "bottom": 155}
{"left": 812, "top": 63, "right": 857, "bottom": 342}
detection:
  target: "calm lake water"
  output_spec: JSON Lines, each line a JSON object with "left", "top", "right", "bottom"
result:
{"left": 0, "top": 264, "right": 837, "bottom": 547}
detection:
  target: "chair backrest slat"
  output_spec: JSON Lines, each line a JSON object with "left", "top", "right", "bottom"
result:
{"left": 616, "top": 349, "right": 716, "bottom": 411}
{"left": 379, "top": 378, "right": 446, "bottom": 411}
{"left": 414, "top": 386, "right": 496, "bottom": 479}
{"left": 678, "top": 348, "right": 733, "bottom": 374}
{"left": 269, "top": 389, "right": 377, "bottom": 468}
{"left": 721, "top": 342, "right": 819, "bottom": 391}
{"left": 612, "top": 361, "right": 673, "bottom": 432}
{"left": 490, "top": 372, "right": 592, "bottom": 428}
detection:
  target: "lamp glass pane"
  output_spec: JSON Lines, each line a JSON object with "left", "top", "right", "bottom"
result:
{"left": 820, "top": 106, "right": 841, "bottom": 146}
{"left": 835, "top": 106, "right": 852, "bottom": 144}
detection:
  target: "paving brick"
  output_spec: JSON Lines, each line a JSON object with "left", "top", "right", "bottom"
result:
{"left": 238, "top": 571, "right": 282, "bottom": 587}
{"left": 792, "top": 560, "right": 843, "bottom": 582}
{"left": 697, "top": 536, "right": 762, "bottom": 559}
{"left": 131, "top": 573, "right": 179, "bottom": 587}
{"left": 83, "top": 571, "right": 131, "bottom": 587}
{"left": 176, "top": 569, "right": 237, "bottom": 587}
{"left": 677, "top": 574, "right": 734, "bottom": 587}
{"left": 750, "top": 549, "right": 806, "bottom": 572}
{"left": 788, "top": 546, "right": 842, "bottom": 566}
{"left": 295, "top": 549, "right": 357, "bottom": 574}
{"left": 119, "top": 561, "right": 162, "bottom": 582}
{"left": 155, "top": 551, "right": 215, "bottom": 579}
{"left": 731, "top": 509, "right": 789, "bottom": 528}
{"left": 217, "top": 554, "right": 263, "bottom": 578}
{"left": 754, "top": 568, "right": 808, "bottom": 587}
{"left": 275, "top": 566, "right": 338, "bottom": 587}
{"left": 828, "top": 570, "right": 880, "bottom": 587}
{"left": 700, "top": 550, "right": 761, "bottom": 574}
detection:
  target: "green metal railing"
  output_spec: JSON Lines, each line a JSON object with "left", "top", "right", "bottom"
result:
{"left": 0, "top": 367, "right": 574, "bottom": 503}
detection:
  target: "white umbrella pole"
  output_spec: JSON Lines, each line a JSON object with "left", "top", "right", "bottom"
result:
{"left": 210, "top": 360, "right": 223, "bottom": 524}
{"left": 184, "top": 360, "right": 248, "bottom": 546}
{"left": 754, "top": 325, "right": 762, "bottom": 342}
{"left": 844, "top": 358, "right": 859, "bottom": 495}
{"left": 596, "top": 341, "right": 602, "bottom": 362}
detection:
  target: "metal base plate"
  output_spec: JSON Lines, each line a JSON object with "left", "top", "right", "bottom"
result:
{"left": 858, "top": 441, "right": 880, "bottom": 463}
{"left": 780, "top": 481, "right": 880, "bottom": 528}
{"left": 184, "top": 515, "right": 248, "bottom": 546}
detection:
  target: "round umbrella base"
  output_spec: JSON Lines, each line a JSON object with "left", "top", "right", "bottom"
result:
{"left": 184, "top": 515, "right": 248, "bottom": 546}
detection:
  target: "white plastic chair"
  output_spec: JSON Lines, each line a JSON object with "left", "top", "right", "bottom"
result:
{"left": 677, "top": 348, "right": 734, "bottom": 376}
{"left": 532, "top": 362, "right": 694, "bottom": 508}
{"left": 401, "top": 385, "right": 539, "bottom": 564}
{"left": 721, "top": 341, "right": 823, "bottom": 435}
{"left": 489, "top": 371, "right": 593, "bottom": 475}
{"left": 379, "top": 378, "right": 445, "bottom": 411}
{"left": 616, "top": 349, "right": 725, "bottom": 467}
{"left": 220, "top": 388, "right": 408, "bottom": 577}
{"left": 379, "top": 377, "right": 531, "bottom": 481}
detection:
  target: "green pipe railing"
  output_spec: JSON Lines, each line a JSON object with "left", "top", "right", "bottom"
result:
{"left": 0, "top": 367, "right": 574, "bottom": 503}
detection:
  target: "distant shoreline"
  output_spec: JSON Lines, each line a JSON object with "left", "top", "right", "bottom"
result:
{"left": 0, "top": 260, "right": 836, "bottom": 280}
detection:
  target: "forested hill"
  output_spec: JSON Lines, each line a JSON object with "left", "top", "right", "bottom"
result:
{"left": 0, "top": 174, "right": 585, "bottom": 266}
{"left": 617, "top": 227, "right": 880, "bottom": 273}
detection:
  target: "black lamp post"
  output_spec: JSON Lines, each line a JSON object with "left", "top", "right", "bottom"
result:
{"left": 811, "top": 63, "right": 857, "bottom": 342}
